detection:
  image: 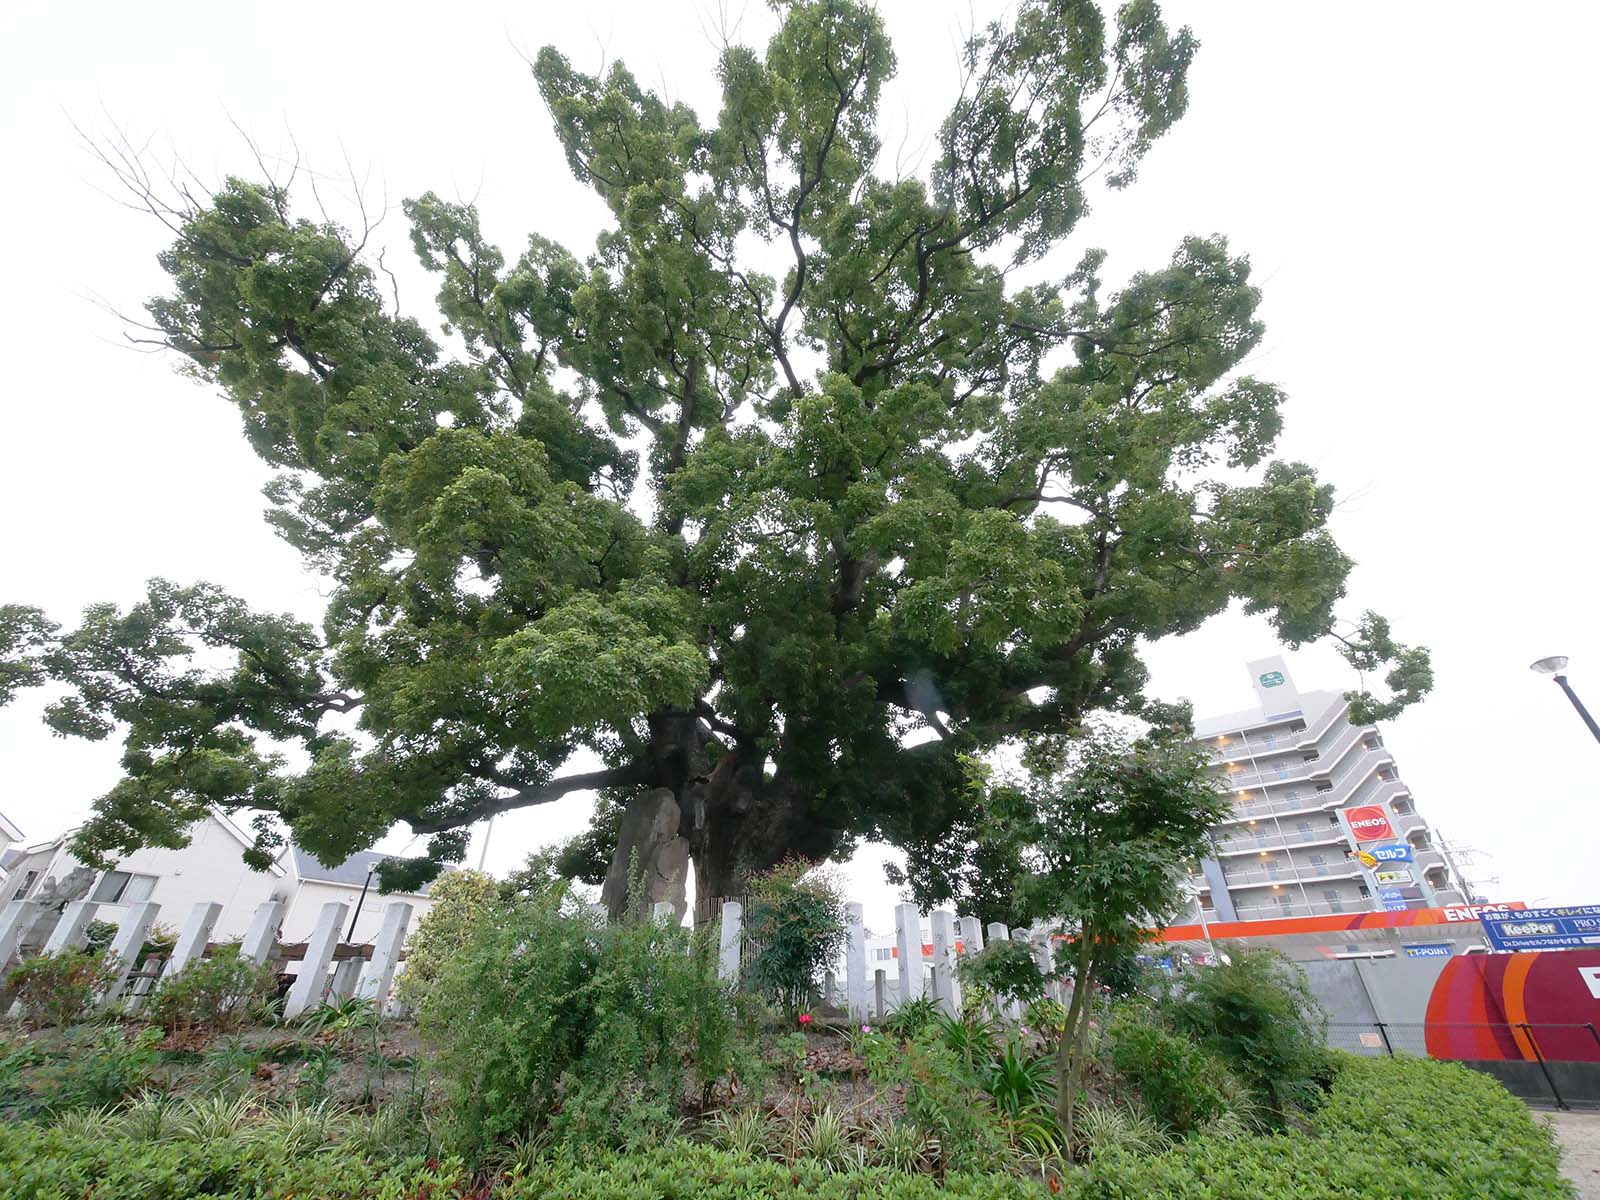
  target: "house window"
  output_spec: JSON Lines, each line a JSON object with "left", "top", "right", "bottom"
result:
{"left": 11, "top": 869, "right": 39, "bottom": 901}
{"left": 1321, "top": 889, "right": 1341, "bottom": 903}
{"left": 1309, "top": 854, "right": 1326, "bottom": 866}
{"left": 90, "top": 871, "right": 157, "bottom": 904}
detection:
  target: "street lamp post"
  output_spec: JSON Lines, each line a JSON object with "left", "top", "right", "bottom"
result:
{"left": 1531, "top": 656, "right": 1600, "bottom": 746}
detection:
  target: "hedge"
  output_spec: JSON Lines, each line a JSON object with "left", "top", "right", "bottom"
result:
{"left": 0, "top": 1055, "right": 1572, "bottom": 1199}
{"left": 1073, "top": 1054, "right": 1571, "bottom": 1199}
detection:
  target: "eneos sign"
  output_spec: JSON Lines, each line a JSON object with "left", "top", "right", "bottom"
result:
{"left": 1343, "top": 805, "right": 1394, "bottom": 843}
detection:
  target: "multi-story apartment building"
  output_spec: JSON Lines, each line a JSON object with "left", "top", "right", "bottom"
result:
{"left": 1187, "top": 657, "right": 1470, "bottom": 926}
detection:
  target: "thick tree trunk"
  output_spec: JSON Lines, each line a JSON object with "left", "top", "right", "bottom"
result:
{"left": 599, "top": 708, "right": 846, "bottom": 926}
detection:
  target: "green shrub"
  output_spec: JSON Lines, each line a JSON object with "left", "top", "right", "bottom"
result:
{"left": 881, "top": 995, "right": 941, "bottom": 1039}
{"left": 501, "top": 1141, "right": 1036, "bottom": 1198}
{"left": 861, "top": 1025, "right": 1006, "bottom": 1172}
{"left": 0, "top": 1120, "right": 465, "bottom": 1200}
{"left": 742, "top": 859, "right": 846, "bottom": 1013}
{"left": 1162, "top": 948, "right": 1332, "bottom": 1121}
{"left": 391, "top": 867, "right": 501, "bottom": 1011}
{"left": 957, "top": 938, "right": 1046, "bottom": 1010}
{"left": 4, "top": 947, "right": 116, "bottom": 1027}
{"left": 1105, "top": 1006, "right": 1235, "bottom": 1134}
{"left": 1070, "top": 1054, "right": 1571, "bottom": 1199}
{"left": 37, "top": 1027, "right": 163, "bottom": 1113}
{"left": 146, "top": 945, "right": 277, "bottom": 1036}
{"left": 420, "top": 886, "right": 753, "bottom": 1156}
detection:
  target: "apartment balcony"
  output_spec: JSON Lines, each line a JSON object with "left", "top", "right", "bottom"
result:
{"left": 1221, "top": 860, "right": 1364, "bottom": 887}
{"left": 1390, "top": 810, "right": 1428, "bottom": 838}
{"left": 1211, "top": 825, "right": 1349, "bottom": 855}
{"left": 1202, "top": 701, "right": 1350, "bottom": 764}
{"left": 1213, "top": 724, "right": 1388, "bottom": 792}
{"left": 1218, "top": 776, "right": 1410, "bottom": 827}
{"left": 1429, "top": 887, "right": 1467, "bottom": 907}
{"left": 1412, "top": 847, "right": 1446, "bottom": 873}
{"left": 1233, "top": 898, "right": 1375, "bottom": 920}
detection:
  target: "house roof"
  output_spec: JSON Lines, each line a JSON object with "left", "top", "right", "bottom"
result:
{"left": 285, "top": 845, "right": 443, "bottom": 897}
{"left": 0, "top": 810, "right": 22, "bottom": 843}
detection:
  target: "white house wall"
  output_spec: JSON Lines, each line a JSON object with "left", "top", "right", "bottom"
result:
{"left": 281, "top": 878, "right": 435, "bottom": 946}
{"left": 80, "top": 817, "right": 282, "bottom": 941}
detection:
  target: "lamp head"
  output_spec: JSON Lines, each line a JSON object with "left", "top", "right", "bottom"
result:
{"left": 1530, "top": 656, "right": 1569, "bottom": 676}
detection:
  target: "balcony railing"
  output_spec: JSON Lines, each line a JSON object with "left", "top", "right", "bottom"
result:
{"left": 1212, "top": 825, "right": 1349, "bottom": 854}
{"left": 1222, "top": 860, "right": 1364, "bottom": 886}
{"left": 1218, "top": 775, "right": 1410, "bottom": 826}
{"left": 1233, "top": 898, "right": 1374, "bottom": 920}
{"left": 1412, "top": 847, "right": 1446, "bottom": 872}
{"left": 1390, "top": 810, "right": 1428, "bottom": 837}
{"left": 1202, "top": 700, "right": 1352, "bottom": 764}
{"left": 1429, "top": 887, "right": 1466, "bottom": 907}
{"left": 1214, "top": 722, "right": 1376, "bottom": 790}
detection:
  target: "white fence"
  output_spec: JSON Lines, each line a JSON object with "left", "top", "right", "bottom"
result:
{"left": 0, "top": 896, "right": 414, "bottom": 1018}
{"left": 715, "top": 899, "right": 1069, "bottom": 1022}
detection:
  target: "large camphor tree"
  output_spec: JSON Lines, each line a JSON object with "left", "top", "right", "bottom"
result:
{"left": 0, "top": 0, "right": 1428, "bottom": 923}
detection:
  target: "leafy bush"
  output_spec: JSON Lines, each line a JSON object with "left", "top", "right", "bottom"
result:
{"left": 880, "top": 995, "right": 941, "bottom": 1039}
{"left": 861, "top": 1025, "right": 1005, "bottom": 1172}
{"left": 1161, "top": 948, "right": 1332, "bottom": 1121}
{"left": 501, "top": 1141, "right": 1035, "bottom": 1198}
{"left": 742, "top": 859, "right": 846, "bottom": 1013}
{"left": 1071, "top": 1101, "right": 1171, "bottom": 1160}
{"left": 4, "top": 948, "right": 116, "bottom": 1026}
{"left": 956, "top": 938, "right": 1046, "bottom": 1010}
{"left": 39, "top": 1027, "right": 163, "bottom": 1113}
{"left": 146, "top": 945, "right": 277, "bottom": 1035}
{"left": 1105, "top": 1006, "right": 1235, "bottom": 1134}
{"left": 420, "top": 886, "right": 752, "bottom": 1155}
{"left": 0, "top": 1119, "right": 465, "bottom": 1200}
{"left": 1071, "top": 1055, "right": 1571, "bottom": 1199}
{"left": 391, "top": 867, "right": 501, "bottom": 1011}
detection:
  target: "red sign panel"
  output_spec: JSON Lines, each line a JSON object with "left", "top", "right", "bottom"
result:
{"left": 1344, "top": 804, "right": 1394, "bottom": 842}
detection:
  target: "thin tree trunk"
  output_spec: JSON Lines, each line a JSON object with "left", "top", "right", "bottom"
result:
{"left": 1055, "top": 932, "right": 1097, "bottom": 1152}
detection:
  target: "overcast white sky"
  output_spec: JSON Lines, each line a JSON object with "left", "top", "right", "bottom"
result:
{"left": 2, "top": 2, "right": 1596, "bottom": 921}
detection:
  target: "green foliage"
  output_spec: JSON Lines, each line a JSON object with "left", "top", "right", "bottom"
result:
{"left": 879, "top": 995, "right": 940, "bottom": 1040}
{"left": 1071, "top": 1101, "right": 1172, "bottom": 1160}
{"left": 83, "top": 920, "right": 119, "bottom": 953}
{"left": 935, "top": 1010, "right": 999, "bottom": 1070}
{"left": 3, "top": 1027, "right": 162, "bottom": 1117}
{"left": 743, "top": 860, "right": 847, "bottom": 1013}
{"left": 491, "top": 1141, "right": 1038, "bottom": 1198}
{"left": 0, "top": 1118, "right": 465, "bottom": 1200}
{"left": 1070, "top": 1055, "right": 1571, "bottom": 1198}
{"left": 4, "top": 947, "right": 116, "bottom": 1027}
{"left": 957, "top": 938, "right": 1046, "bottom": 1009}
{"left": 146, "top": 945, "right": 277, "bottom": 1036}
{"left": 393, "top": 869, "right": 501, "bottom": 1013}
{"left": 1161, "top": 949, "right": 1333, "bottom": 1121}
{"left": 862, "top": 1026, "right": 1005, "bottom": 1173}
{"left": 420, "top": 887, "right": 750, "bottom": 1156}
{"left": 1105, "top": 1006, "right": 1235, "bottom": 1134}
{"left": 985, "top": 1039, "right": 1055, "bottom": 1120}
{"left": 3, "top": 0, "right": 1428, "bottom": 914}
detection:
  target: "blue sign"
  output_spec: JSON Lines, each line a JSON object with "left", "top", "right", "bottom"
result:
{"left": 1481, "top": 905, "right": 1600, "bottom": 952}
{"left": 1379, "top": 886, "right": 1405, "bottom": 904}
{"left": 1371, "top": 843, "right": 1414, "bottom": 864}
{"left": 1382, "top": 900, "right": 1408, "bottom": 913}
{"left": 1259, "top": 671, "right": 1286, "bottom": 687}
{"left": 1402, "top": 943, "right": 1452, "bottom": 959}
